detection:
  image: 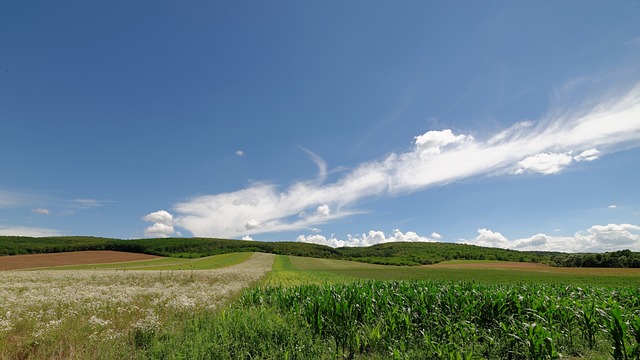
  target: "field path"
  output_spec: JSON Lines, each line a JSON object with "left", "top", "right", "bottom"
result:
{"left": 0, "top": 250, "right": 161, "bottom": 270}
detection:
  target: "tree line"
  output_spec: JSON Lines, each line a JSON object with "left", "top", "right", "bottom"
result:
{"left": 1, "top": 236, "right": 639, "bottom": 268}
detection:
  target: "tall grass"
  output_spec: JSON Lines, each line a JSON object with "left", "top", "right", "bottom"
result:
{"left": 0, "top": 253, "right": 275, "bottom": 360}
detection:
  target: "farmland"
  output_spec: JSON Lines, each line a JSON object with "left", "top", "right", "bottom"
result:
{"left": 2, "top": 251, "right": 640, "bottom": 359}
{"left": 0, "top": 253, "right": 275, "bottom": 359}
{"left": 0, "top": 251, "right": 161, "bottom": 271}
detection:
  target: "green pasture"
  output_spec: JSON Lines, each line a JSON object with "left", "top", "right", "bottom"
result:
{"left": 37, "top": 253, "right": 640, "bottom": 287}
{"left": 287, "top": 255, "right": 640, "bottom": 287}
{"left": 40, "top": 252, "right": 253, "bottom": 271}
{"left": 264, "top": 255, "right": 356, "bottom": 287}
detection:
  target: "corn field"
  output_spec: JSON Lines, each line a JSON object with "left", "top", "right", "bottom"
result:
{"left": 240, "top": 281, "right": 640, "bottom": 359}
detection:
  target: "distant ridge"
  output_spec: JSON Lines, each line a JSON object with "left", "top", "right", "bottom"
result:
{"left": 1, "top": 236, "right": 638, "bottom": 268}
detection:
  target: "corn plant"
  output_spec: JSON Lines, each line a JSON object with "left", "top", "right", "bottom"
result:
{"left": 239, "top": 280, "right": 640, "bottom": 359}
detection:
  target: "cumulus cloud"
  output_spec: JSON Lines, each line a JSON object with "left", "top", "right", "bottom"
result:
{"left": 297, "top": 229, "right": 440, "bottom": 248}
{"left": 151, "top": 83, "right": 640, "bottom": 238}
{"left": 144, "top": 210, "right": 173, "bottom": 224}
{"left": 316, "top": 204, "right": 330, "bottom": 217}
{"left": 462, "top": 223, "right": 640, "bottom": 252}
{"left": 235, "top": 150, "right": 246, "bottom": 157}
{"left": 414, "top": 129, "right": 471, "bottom": 156}
{"left": 609, "top": 204, "right": 618, "bottom": 209}
{"left": 31, "top": 208, "right": 50, "bottom": 215}
{"left": 0, "top": 226, "right": 63, "bottom": 237}
{"left": 143, "top": 210, "right": 176, "bottom": 238}
{"left": 241, "top": 235, "right": 254, "bottom": 241}
{"left": 514, "top": 152, "right": 574, "bottom": 175}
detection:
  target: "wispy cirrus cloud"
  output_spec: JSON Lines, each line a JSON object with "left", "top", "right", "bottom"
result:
{"left": 31, "top": 208, "right": 50, "bottom": 215}
{"left": 0, "top": 226, "right": 63, "bottom": 237}
{"left": 0, "top": 190, "right": 39, "bottom": 208}
{"left": 71, "top": 199, "right": 108, "bottom": 209}
{"left": 148, "top": 83, "right": 640, "bottom": 238}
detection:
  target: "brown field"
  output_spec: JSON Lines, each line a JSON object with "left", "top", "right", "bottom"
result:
{"left": 0, "top": 251, "right": 161, "bottom": 270}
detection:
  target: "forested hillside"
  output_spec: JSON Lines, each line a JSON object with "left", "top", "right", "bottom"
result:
{"left": 1, "top": 236, "right": 639, "bottom": 267}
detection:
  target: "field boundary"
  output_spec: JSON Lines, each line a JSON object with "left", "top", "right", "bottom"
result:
{"left": 0, "top": 251, "right": 162, "bottom": 270}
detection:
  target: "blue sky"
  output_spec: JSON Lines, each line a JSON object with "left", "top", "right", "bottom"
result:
{"left": 2, "top": 1, "right": 640, "bottom": 252}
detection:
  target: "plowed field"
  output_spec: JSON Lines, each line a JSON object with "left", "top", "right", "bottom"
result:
{"left": 0, "top": 251, "right": 161, "bottom": 270}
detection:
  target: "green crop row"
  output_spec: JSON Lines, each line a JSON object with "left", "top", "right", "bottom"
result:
{"left": 239, "top": 281, "right": 640, "bottom": 359}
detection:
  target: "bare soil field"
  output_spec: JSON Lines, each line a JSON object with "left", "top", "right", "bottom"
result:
{"left": 0, "top": 251, "right": 161, "bottom": 270}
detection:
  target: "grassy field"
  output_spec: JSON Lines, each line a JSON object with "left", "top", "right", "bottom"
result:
{"left": 34, "top": 252, "right": 253, "bottom": 271}
{"left": 3, "top": 252, "right": 640, "bottom": 359}
{"left": 290, "top": 255, "right": 640, "bottom": 287}
{"left": 263, "top": 255, "right": 357, "bottom": 287}
{"left": 43, "top": 256, "right": 189, "bottom": 270}
{"left": 0, "top": 253, "right": 275, "bottom": 360}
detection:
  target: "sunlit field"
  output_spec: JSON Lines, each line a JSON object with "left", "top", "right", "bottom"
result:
{"left": 0, "top": 253, "right": 274, "bottom": 359}
{"left": 289, "top": 256, "right": 640, "bottom": 288}
{"left": 44, "top": 252, "right": 253, "bottom": 271}
{"left": 3, "top": 252, "right": 640, "bottom": 359}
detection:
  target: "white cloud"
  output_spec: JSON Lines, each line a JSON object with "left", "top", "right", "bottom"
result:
{"left": 241, "top": 235, "right": 254, "bottom": 241}
{"left": 301, "top": 147, "right": 328, "bottom": 182}
{"left": 0, "top": 190, "right": 39, "bottom": 208}
{"left": 297, "top": 229, "right": 440, "bottom": 248}
{"left": 468, "top": 228, "right": 510, "bottom": 248}
{"left": 154, "top": 83, "right": 640, "bottom": 238}
{"left": 143, "top": 210, "right": 176, "bottom": 238}
{"left": 143, "top": 223, "right": 175, "bottom": 238}
{"left": 244, "top": 219, "right": 262, "bottom": 230}
{"left": 608, "top": 204, "right": 618, "bottom": 209}
{"left": 316, "top": 204, "right": 330, "bottom": 217}
{"left": 296, "top": 234, "right": 348, "bottom": 248}
{"left": 574, "top": 148, "right": 600, "bottom": 162}
{"left": 515, "top": 152, "right": 573, "bottom": 175}
{"left": 414, "top": 129, "right": 471, "bottom": 156}
{"left": 462, "top": 223, "right": 640, "bottom": 252}
{"left": 71, "top": 199, "right": 106, "bottom": 209}
{"left": 143, "top": 210, "right": 173, "bottom": 225}
{"left": 0, "top": 226, "right": 63, "bottom": 237}
{"left": 31, "top": 208, "right": 50, "bottom": 215}
{"left": 235, "top": 150, "right": 246, "bottom": 157}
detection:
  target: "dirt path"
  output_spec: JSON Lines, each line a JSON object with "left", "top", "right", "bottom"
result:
{"left": 0, "top": 251, "right": 161, "bottom": 270}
